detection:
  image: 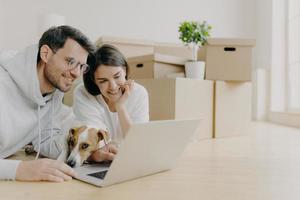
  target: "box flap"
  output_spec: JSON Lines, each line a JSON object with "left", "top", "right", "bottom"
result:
{"left": 96, "top": 36, "right": 154, "bottom": 47}
{"left": 154, "top": 54, "right": 187, "bottom": 65}
{"left": 127, "top": 53, "right": 187, "bottom": 65}
{"left": 207, "top": 38, "right": 256, "bottom": 46}
{"left": 154, "top": 42, "right": 186, "bottom": 48}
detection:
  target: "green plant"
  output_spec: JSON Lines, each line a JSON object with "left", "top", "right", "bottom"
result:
{"left": 179, "top": 21, "right": 212, "bottom": 61}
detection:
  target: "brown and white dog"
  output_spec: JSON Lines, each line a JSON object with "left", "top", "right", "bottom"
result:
{"left": 65, "top": 126, "right": 109, "bottom": 168}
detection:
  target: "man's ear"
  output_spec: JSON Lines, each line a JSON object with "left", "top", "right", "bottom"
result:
{"left": 97, "top": 130, "right": 109, "bottom": 144}
{"left": 39, "top": 44, "right": 53, "bottom": 63}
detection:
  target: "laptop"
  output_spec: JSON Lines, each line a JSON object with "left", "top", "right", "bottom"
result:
{"left": 74, "top": 119, "right": 201, "bottom": 187}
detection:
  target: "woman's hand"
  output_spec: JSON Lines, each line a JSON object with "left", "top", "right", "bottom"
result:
{"left": 116, "top": 79, "right": 134, "bottom": 108}
{"left": 89, "top": 143, "right": 118, "bottom": 162}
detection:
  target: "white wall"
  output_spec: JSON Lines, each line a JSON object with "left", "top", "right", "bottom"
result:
{"left": 0, "top": 0, "right": 256, "bottom": 50}
{"left": 0, "top": 1, "right": 4, "bottom": 50}
{"left": 254, "top": 0, "right": 272, "bottom": 71}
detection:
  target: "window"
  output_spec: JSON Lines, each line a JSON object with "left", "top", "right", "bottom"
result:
{"left": 287, "top": 0, "right": 300, "bottom": 112}
{"left": 270, "top": 0, "right": 300, "bottom": 113}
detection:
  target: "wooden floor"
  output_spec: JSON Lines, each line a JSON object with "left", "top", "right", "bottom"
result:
{"left": 186, "top": 122, "right": 300, "bottom": 200}
{"left": 2, "top": 122, "right": 300, "bottom": 200}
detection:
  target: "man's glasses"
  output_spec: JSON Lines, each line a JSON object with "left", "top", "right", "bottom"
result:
{"left": 51, "top": 48, "right": 89, "bottom": 73}
{"left": 64, "top": 57, "right": 89, "bottom": 73}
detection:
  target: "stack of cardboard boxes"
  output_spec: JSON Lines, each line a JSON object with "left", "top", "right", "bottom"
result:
{"left": 90, "top": 36, "right": 255, "bottom": 139}
{"left": 205, "top": 38, "right": 255, "bottom": 138}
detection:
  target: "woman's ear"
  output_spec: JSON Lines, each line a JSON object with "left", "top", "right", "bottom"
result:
{"left": 39, "top": 44, "right": 53, "bottom": 63}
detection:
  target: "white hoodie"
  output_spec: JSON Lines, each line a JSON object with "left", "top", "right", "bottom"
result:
{"left": 0, "top": 45, "right": 73, "bottom": 180}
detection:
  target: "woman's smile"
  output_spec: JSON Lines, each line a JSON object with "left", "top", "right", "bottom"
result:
{"left": 108, "top": 89, "right": 120, "bottom": 95}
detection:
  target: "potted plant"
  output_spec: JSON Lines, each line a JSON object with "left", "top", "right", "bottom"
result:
{"left": 179, "top": 20, "right": 212, "bottom": 79}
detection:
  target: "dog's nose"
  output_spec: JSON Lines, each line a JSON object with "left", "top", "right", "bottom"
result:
{"left": 67, "top": 160, "right": 76, "bottom": 168}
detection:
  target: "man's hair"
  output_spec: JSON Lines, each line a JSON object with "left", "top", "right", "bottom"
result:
{"left": 37, "top": 25, "right": 95, "bottom": 63}
{"left": 83, "top": 44, "right": 129, "bottom": 96}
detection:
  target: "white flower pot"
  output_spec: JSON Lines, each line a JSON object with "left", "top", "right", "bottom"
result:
{"left": 185, "top": 61, "right": 205, "bottom": 79}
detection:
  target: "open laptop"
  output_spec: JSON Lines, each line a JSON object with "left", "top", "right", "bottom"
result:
{"left": 74, "top": 119, "right": 201, "bottom": 187}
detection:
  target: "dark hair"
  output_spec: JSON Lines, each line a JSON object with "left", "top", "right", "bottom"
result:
{"left": 37, "top": 25, "right": 95, "bottom": 63}
{"left": 83, "top": 44, "right": 129, "bottom": 96}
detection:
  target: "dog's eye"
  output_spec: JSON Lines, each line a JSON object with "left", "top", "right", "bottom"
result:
{"left": 81, "top": 143, "right": 89, "bottom": 150}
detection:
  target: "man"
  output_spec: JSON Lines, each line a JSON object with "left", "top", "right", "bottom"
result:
{"left": 0, "top": 25, "right": 94, "bottom": 182}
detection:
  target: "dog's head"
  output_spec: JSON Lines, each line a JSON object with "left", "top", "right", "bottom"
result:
{"left": 66, "top": 125, "right": 109, "bottom": 168}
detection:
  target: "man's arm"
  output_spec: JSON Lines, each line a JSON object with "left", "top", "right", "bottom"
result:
{"left": 0, "top": 159, "right": 21, "bottom": 181}
{"left": 0, "top": 158, "right": 75, "bottom": 182}
{"left": 0, "top": 151, "right": 76, "bottom": 182}
{"left": 15, "top": 158, "right": 75, "bottom": 182}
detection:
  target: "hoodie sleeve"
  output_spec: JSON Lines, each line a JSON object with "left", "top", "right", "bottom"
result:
{"left": 31, "top": 93, "right": 75, "bottom": 159}
{"left": 0, "top": 159, "right": 21, "bottom": 180}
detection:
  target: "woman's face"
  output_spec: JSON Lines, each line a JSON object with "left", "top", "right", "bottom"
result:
{"left": 94, "top": 65, "right": 127, "bottom": 103}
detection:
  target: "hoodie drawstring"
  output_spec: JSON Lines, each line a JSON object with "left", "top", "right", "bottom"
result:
{"left": 35, "top": 105, "right": 41, "bottom": 160}
{"left": 35, "top": 95, "right": 55, "bottom": 159}
{"left": 49, "top": 101, "right": 54, "bottom": 155}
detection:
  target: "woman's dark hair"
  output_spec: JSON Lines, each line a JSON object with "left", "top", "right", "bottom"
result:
{"left": 83, "top": 44, "right": 129, "bottom": 96}
{"left": 37, "top": 25, "right": 95, "bottom": 63}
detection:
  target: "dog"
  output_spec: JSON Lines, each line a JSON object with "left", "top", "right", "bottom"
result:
{"left": 63, "top": 125, "right": 110, "bottom": 168}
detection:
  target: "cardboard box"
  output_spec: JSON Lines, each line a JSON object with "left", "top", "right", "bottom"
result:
{"left": 154, "top": 42, "right": 206, "bottom": 61}
{"left": 214, "top": 81, "right": 252, "bottom": 138}
{"left": 136, "top": 78, "right": 214, "bottom": 140}
{"left": 205, "top": 38, "right": 255, "bottom": 81}
{"left": 95, "top": 36, "right": 154, "bottom": 58}
{"left": 127, "top": 54, "right": 187, "bottom": 79}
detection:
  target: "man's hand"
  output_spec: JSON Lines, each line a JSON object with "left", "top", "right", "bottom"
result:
{"left": 89, "top": 143, "right": 118, "bottom": 162}
{"left": 16, "top": 159, "right": 76, "bottom": 182}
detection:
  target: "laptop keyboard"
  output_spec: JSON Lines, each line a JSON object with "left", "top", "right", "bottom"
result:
{"left": 87, "top": 170, "right": 108, "bottom": 179}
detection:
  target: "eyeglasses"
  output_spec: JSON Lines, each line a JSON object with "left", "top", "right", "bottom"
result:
{"left": 64, "top": 57, "right": 90, "bottom": 73}
{"left": 51, "top": 48, "right": 89, "bottom": 73}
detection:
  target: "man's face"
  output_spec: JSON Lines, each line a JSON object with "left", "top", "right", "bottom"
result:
{"left": 44, "top": 39, "right": 89, "bottom": 92}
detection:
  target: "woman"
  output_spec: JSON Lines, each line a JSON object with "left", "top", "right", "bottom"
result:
{"left": 73, "top": 44, "right": 149, "bottom": 162}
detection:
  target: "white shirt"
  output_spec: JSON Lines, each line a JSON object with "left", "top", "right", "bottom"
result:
{"left": 73, "top": 83, "right": 149, "bottom": 144}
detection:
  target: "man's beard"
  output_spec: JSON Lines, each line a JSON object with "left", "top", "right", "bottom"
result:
{"left": 44, "top": 68, "right": 70, "bottom": 93}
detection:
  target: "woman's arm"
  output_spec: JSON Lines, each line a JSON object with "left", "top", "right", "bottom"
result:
{"left": 116, "top": 103, "right": 132, "bottom": 137}
{"left": 115, "top": 80, "right": 134, "bottom": 137}
{"left": 116, "top": 81, "right": 150, "bottom": 137}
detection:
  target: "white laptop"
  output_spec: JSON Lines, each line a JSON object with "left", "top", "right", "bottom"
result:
{"left": 74, "top": 119, "right": 201, "bottom": 187}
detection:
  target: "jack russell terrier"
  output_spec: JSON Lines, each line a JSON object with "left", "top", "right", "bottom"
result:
{"left": 62, "top": 125, "right": 110, "bottom": 168}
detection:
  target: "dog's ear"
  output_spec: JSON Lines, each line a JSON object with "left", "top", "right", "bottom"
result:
{"left": 69, "top": 126, "right": 87, "bottom": 136}
{"left": 97, "top": 130, "right": 109, "bottom": 144}
{"left": 69, "top": 128, "right": 76, "bottom": 136}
